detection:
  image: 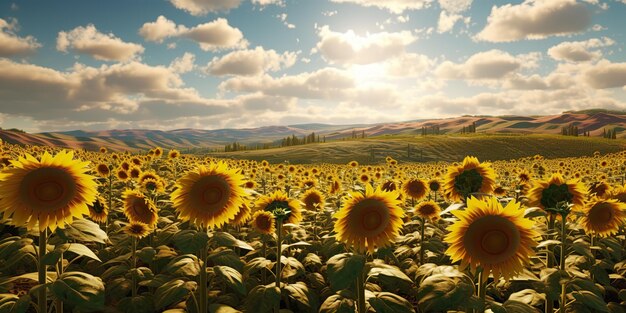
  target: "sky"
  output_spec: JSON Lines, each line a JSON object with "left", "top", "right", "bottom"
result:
{"left": 1, "top": 0, "right": 626, "bottom": 132}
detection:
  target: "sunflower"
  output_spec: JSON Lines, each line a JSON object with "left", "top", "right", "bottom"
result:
{"left": 334, "top": 185, "right": 404, "bottom": 254}
{"left": 579, "top": 198, "right": 626, "bottom": 237}
{"left": 168, "top": 149, "right": 180, "bottom": 159}
{"left": 122, "top": 189, "right": 158, "bottom": 226}
{"left": 95, "top": 163, "right": 110, "bottom": 178}
{"left": 99, "top": 147, "right": 107, "bottom": 153}
{"left": 301, "top": 188, "right": 325, "bottom": 211}
{"left": 88, "top": 196, "right": 109, "bottom": 223}
{"left": 428, "top": 179, "right": 441, "bottom": 192}
{"left": 329, "top": 177, "right": 342, "bottom": 195}
{"left": 606, "top": 185, "right": 626, "bottom": 203}
{"left": 142, "top": 178, "right": 165, "bottom": 194}
{"left": 381, "top": 180, "right": 398, "bottom": 192}
{"left": 444, "top": 197, "right": 540, "bottom": 282}
{"left": 0, "top": 150, "right": 98, "bottom": 232}
{"left": 229, "top": 202, "right": 252, "bottom": 226}
{"left": 443, "top": 156, "right": 496, "bottom": 202}
{"left": 251, "top": 210, "right": 275, "bottom": 234}
{"left": 116, "top": 169, "right": 129, "bottom": 181}
{"left": 403, "top": 178, "right": 429, "bottom": 200}
{"left": 171, "top": 162, "right": 246, "bottom": 229}
{"left": 527, "top": 173, "right": 586, "bottom": 212}
{"left": 124, "top": 222, "right": 152, "bottom": 238}
{"left": 254, "top": 190, "right": 302, "bottom": 224}
{"left": 414, "top": 200, "right": 441, "bottom": 221}
{"left": 588, "top": 181, "right": 610, "bottom": 198}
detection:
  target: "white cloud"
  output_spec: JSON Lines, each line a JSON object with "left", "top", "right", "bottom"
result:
{"left": 475, "top": 0, "right": 592, "bottom": 42}
{"left": 329, "top": 0, "right": 433, "bottom": 14}
{"left": 139, "top": 16, "right": 248, "bottom": 51}
{"left": 205, "top": 46, "right": 297, "bottom": 76}
{"left": 170, "top": 52, "right": 196, "bottom": 73}
{"left": 438, "top": 0, "right": 472, "bottom": 13}
{"left": 437, "top": 11, "right": 468, "bottom": 33}
{"left": 277, "top": 13, "right": 295, "bottom": 29}
{"left": 584, "top": 60, "right": 626, "bottom": 88}
{"left": 315, "top": 26, "right": 416, "bottom": 65}
{"left": 169, "top": 0, "right": 241, "bottom": 15}
{"left": 548, "top": 37, "right": 614, "bottom": 62}
{"left": 436, "top": 49, "right": 540, "bottom": 80}
{"left": 385, "top": 53, "right": 433, "bottom": 77}
{"left": 57, "top": 24, "right": 144, "bottom": 61}
{"left": 0, "top": 18, "right": 41, "bottom": 56}
{"left": 251, "top": 0, "right": 284, "bottom": 6}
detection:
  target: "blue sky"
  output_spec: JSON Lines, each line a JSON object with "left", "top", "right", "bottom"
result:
{"left": 1, "top": 0, "right": 626, "bottom": 132}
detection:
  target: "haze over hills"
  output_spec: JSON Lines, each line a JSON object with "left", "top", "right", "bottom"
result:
{"left": 1, "top": 110, "right": 626, "bottom": 153}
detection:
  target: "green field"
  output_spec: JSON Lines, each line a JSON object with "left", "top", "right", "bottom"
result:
{"left": 208, "top": 133, "right": 626, "bottom": 164}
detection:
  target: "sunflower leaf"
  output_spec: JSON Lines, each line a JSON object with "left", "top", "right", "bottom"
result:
{"left": 417, "top": 274, "right": 474, "bottom": 312}
{"left": 368, "top": 292, "right": 414, "bottom": 313}
{"left": 284, "top": 282, "right": 319, "bottom": 313}
{"left": 117, "top": 295, "right": 156, "bottom": 313}
{"left": 213, "top": 265, "right": 245, "bottom": 296}
{"left": 502, "top": 300, "right": 540, "bottom": 313}
{"left": 172, "top": 229, "right": 209, "bottom": 255}
{"left": 210, "top": 232, "right": 253, "bottom": 250}
{"left": 0, "top": 293, "right": 30, "bottom": 313}
{"left": 245, "top": 283, "right": 281, "bottom": 313}
{"left": 243, "top": 257, "right": 272, "bottom": 278}
{"left": 55, "top": 219, "right": 108, "bottom": 244}
{"left": 49, "top": 271, "right": 105, "bottom": 312}
{"left": 163, "top": 254, "right": 201, "bottom": 277}
{"left": 208, "top": 303, "right": 242, "bottom": 313}
{"left": 367, "top": 262, "right": 414, "bottom": 293}
{"left": 319, "top": 290, "right": 355, "bottom": 313}
{"left": 154, "top": 279, "right": 197, "bottom": 310}
{"left": 572, "top": 290, "right": 609, "bottom": 312}
{"left": 326, "top": 253, "right": 366, "bottom": 292}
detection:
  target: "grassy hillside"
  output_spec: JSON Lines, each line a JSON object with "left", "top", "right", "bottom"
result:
{"left": 208, "top": 134, "right": 626, "bottom": 164}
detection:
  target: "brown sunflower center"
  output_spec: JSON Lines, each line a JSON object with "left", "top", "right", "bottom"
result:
{"left": 22, "top": 167, "right": 77, "bottom": 210}
{"left": 257, "top": 215, "right": 272, "bottom": 231}
{"left": 418, "top": 204, "right": 436, "bottom": 216}
{"left": 203, "top": 187, "right": 223, "bottom": 205}
{"left": 362, "top": 210, "right": 383, "bottom": 231}
{"left": 589, "top": 203, "right": 614, "bottom": 225}
{"left": 481, "top": 230, "right": 509, "bottom": 255}
{"left": 191, "top": 175, "right": 231, "bottom": 210}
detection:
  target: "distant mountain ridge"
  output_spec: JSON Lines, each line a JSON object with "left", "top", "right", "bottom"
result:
{"left": 1, "top": 110, "right": 626, "bottom": 152}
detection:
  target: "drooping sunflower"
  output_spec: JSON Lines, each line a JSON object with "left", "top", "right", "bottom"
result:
{"left": 170, "top": 162, "right": 246, "bottom": 229}
{"left": 124, "top": 222, "right": 152, "bottom": 238}
{"left": 443, "top": 156, "right": 496, "bottom": 202}
{"left": 403, "top": 178, "right": 429, "bottom": 200}
{"left": 527, "top": 173, "right": 586, "bottom": 211}
{"left": 334, "top": 185, "right": 404, "bottom": 254}
{"left": 444, "top": 196, "right": 540, "bottom": 282}
{"left": 251, "top": 210, "right": 275, "bottom": 234}
{"left": 254, "top": 190, "right": 302, "bottom": 224}
{"left": 414, "top": 200, "right": 441, "bottom": 221}
{"left": 229, "top": 201, "right": 252, "bottom": 226}
{"left": 88, "top": 195, "right": 109, "bottom": 223}
{"left": 606, "top": 185, "right": 626, "bottom": 203}
{"left": 579, "top": 198, "right": 626, "bottom": 237}
{"left": 301, "top": 188, "right": 325, "bottom": 211}
{"left": 0, "top": 150, "right": 98, "bottom": 232}
{"left": 122, "top": 189, "right": 158, "bottom": 227}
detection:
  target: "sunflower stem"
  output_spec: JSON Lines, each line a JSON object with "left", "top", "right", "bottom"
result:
{"left": 38, "top": 230, "right": 47, "bottom": 313}
{"left": 131, "top": 235, "right": 137, "bottom": 297}
{"left": 559, "top": 216, "right": 568, "bottom": 312}
{"left": 419, "top": 217, "right": 425, "bottom": 265}
{"left": 476, "top": 269, "right": 486, "bottom": 313}
{"left": 275, "top": 221, "right": 283, "bottom": 313}
{"left": 199, "top": 228, "right": 208, "bottom": 313}
{"left": 55, "top": 251, "right": 63, "bottom": 313}
{"left": 546, "top": 214, "right": 555, "bottom": 313}
{"left": 356, "top": 261, "right": 366, "bottom": 313}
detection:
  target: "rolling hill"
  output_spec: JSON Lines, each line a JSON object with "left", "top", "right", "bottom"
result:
{"left": 1, "top": 110, "right": 626, "bottom": 156}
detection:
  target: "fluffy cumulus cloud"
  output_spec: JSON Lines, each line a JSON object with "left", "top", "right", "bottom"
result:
{"left": 437, "top": 0, "right": 472, "bottom": 33}
{"left": 0, "top": 18, "right": 41, "bottom": 56}
{"left": 315, "top": 26, "right": 416, "bottom": 65}
{"left": 476, "top": 0, "right": 592, "bottom": 42}
{"left": 205, "top": 46, "right": 297, "bottom": 76}
{"left": 548, "top": 37, "right": 614, "bottom": 62}
{"left": 385, "top": 53, "right": 433, "bottom": 77}
{"left": 139, "top": 16, "right": 247, "bottom": 51}
{"left": 169, "top": 0, "right": 241, "bottom": 15}
{"left": 436, "top": 49, "right": 540, "bottom": 80}
{"left": 57, "top": 25, "right": 144, "bottom": 61}
{"left": 584, "top": 60, "right": 626, "bottom": 89}
{"left": 169, "top": 52, "right": 196, "bottom": 73}
{"left": 329, "top": 0, "right": 433, "bottom": 14}
{"left": 251, "top": 0, "right": 285, "bottom": 6}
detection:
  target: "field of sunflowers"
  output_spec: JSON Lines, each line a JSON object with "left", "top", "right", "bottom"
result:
{"left": 1, "top": 142, "right": 626, "bottom": 313}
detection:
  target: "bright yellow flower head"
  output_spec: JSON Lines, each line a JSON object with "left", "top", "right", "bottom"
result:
{"left": 171, "top": 162, "right": 246, "bottom": 229}
{"left": 443, "top": 156, "right": 496, "bottom": 202}
{"left": 579, "top": 198, "right": 626, "bottom": 237}
{"left": 251, "top": 210, "right": 275, "bottom": 234}
{"left": 334, "top": 185, "right": 404, "bottom": 254}
{"left": 445, "top": 197, "right": 540, "bottom": 282}
{"left": 254, "top": 190, "right": 302, "bottom": 225}
{"left": 0, "top": 150, "right": 98, "bottom": 232}
{"left": 527, "top": 173, "right": 586, "bottom": 212}
{"left": 123, "top": 189, "right": 158, "bottom": 227}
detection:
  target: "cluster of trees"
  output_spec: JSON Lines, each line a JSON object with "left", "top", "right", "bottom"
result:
{"left": 461, "top": 122, "right": 477, "bottom": 134}
{"left": 603, "top": 128, "right": 618, "bottom": 139}
{"left": 280, "top": 132, "right": 326, "bottom": 147}
{"left": 421, "top": 125, "right": 441, "bottom": 135}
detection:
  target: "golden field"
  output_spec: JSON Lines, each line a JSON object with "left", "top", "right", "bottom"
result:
{"left": 1, "top": 140, "right": 626, "bottom": 313}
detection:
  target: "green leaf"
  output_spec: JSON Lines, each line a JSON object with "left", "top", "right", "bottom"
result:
{"left": 244, "top": 257, "right": 272, "bottom": 278}
{"left": 536, "top": 240, "right": 561, "bottom": 249}
{"left": 319, "top": 291, "right": 355, "bottom": 313}
{"left": 155, "top": 279, "right": 197, "bottom": 310}
{"left": 508, "top": 289, "right": 545, "bottom": 307}
{"left": 211, "top": 232, "right": 253, "bottom": 250}
{"left": 137, "top": 247, "right": 157, "bottom": 264}
{"left": 326, "top": 253, "right": 366, "bottom": 291}
{"left": 49, "top": 271, "right": 105, "bottom": 312}
{"left": 570, "top": 241, "right": 594, "bottom": 260}
{"left": 213, "top": 266, "right": 245, "bottom": 296}
{"left": 367, "top": 262, "right": 414, "bottom": 293}
{"left": 65, "top": 243, "right": 101, "bottom": 262}
{"left": 245, "top": 283, "right": 281, "bottom": 313}
{"left": 118, "top": 295, "right": 156, "bottom": 313}
{"left": 572, "top": 290, "right": 609, "bottom": 312}
{"left": 173, "top": 229, "right": 209, "bottom": 254}
{"left": 417, "top": 274, "right": 474, "bottom": 312}
{"left": 208, "top": 247, "right": 244, "bottom": 272}
{"left": 503, "top": 300, "right": 540, "bottom": 313}
{"left": 163, "top": 254, "right": 200, "bottom": 277}
{"left": 524, "top": 207, "right": 546, "bottom": 218}
{"left": 55, "top": 219, "right": 108, "bottom": 243}
{"left": 591, "top": 264, "right": 610, "bottom": 286}
{"left": 281, "top": 257, "right": 305, "bottom": 280}
{"left": 0, "top": 293, "right": 30, "bottom": 313}
{"left": 368, "top": 292, "right": 415, "bottom": 313}
{"left": 284, "top": 282, "right": 319, "bottom": 313}
{"left": 209, "top": 303, "right": 242, "bottom": 313}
